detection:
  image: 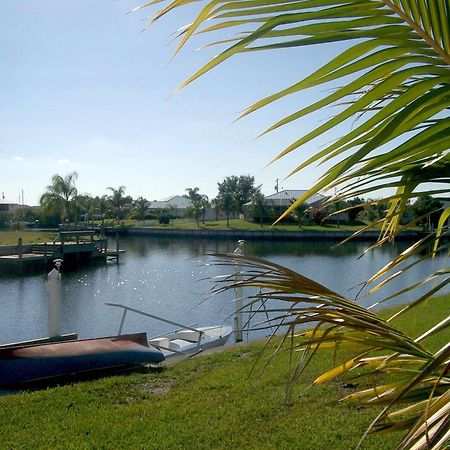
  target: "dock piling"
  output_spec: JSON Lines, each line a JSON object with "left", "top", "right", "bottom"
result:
{"left": 116, "top": 231, "right": 120, "bottom": 263}
{"left": 17, "top": 238, "right": 23, "bottom": 259}
{"left": 46, "top": 260, "right": 63, "bottom": 338}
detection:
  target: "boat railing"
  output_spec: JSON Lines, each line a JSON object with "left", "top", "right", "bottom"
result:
{"left": 105, "top": 302, "right": 205, "bottom": 351}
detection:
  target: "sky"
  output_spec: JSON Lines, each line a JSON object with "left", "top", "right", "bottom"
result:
{"left": 1, "top": 0, "right": 348, "bottom": 206}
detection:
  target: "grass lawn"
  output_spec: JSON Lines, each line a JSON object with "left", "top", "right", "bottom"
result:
{"left": 0, "top": 230, "right": 57, "bottom": 246}
{"left": 129, "top": 218, "right": 371, "bottom": 232}
{"left": 0, "top": 296, "right": 447, "bottom": 449}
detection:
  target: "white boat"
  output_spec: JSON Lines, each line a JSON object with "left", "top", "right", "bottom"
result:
{"left": 105, "top": 302, "right": 233, "bottom": 359}
{"left": 148, "top": 325, "right": 233, "bottom": 358}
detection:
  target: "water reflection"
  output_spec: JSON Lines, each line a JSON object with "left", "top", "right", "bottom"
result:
{"left": 0, "top": 236, "right": 447, "bottom": 345}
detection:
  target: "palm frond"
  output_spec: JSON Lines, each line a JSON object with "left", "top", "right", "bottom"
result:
{"left": 207, "top": 252, "right": 449, "bottom": 448}
{"left": 140, "top": 0, "right": 449, "bottom": 236}
{"left": 138, "top": 0, "right": 450, "bottom": 447}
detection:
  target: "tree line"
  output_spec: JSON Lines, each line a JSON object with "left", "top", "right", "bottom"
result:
{"left": 1, "top": 171, "right": 443, "bottom": 229}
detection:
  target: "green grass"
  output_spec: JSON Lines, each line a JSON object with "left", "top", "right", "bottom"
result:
{"left": 0, "top": 231, "right": 57, "bottom": 245}
{"left": 128, "top": 218, "right": 371, "bottom": 232}
{"left": 0, "top": 344, "right": 393, "bottom": 450}
{"left": 1, "top": 296, "right": 447, "bottom": 449}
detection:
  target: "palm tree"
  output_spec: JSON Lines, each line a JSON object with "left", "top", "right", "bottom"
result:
{"left": 40, "top": 172, "right": 78, "bottom": 222}
{"left": 185, "top": 187, "right": 205, "bottom": 227}
{"left": 140, "top": 1, "right": 449, "bottom": 447}
{"left": 217, "top": 192, "right": 235, "bottom": 227}
{"left": 251, "top": 190, "right": 271, "bottom": 227}
{"left": 133, "top": 196, "right": 150, "bottom": 222}
{"left": 107, "top": 186, "right": 131, "bottom": 222}
{"left": 200, "top": 194, "right": 210, "bottom": 224}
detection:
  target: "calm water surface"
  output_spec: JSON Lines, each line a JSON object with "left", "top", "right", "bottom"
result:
{"left": 0, "top": 236, "right": 447, "bottom": 345}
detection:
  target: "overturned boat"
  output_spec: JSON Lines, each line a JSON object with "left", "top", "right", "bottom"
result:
{"left": 0, "top": 333, "right": 164, "bottom": 388}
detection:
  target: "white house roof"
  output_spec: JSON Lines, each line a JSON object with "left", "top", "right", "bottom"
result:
{"left": 0, "top": 199, "right": 19, "bottom": 205}
{"left": 150, "top": 195, "right": 191, "bottom": 209}
{"left": 160, "top": 195, "right": 179, "bottom": 202}
{"left": 265, "top": 190, "right": 326, "bottom": 205}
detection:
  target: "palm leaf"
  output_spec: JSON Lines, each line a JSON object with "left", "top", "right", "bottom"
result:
{"left": 138, "top": 0, "right": 450, "bottom": 447}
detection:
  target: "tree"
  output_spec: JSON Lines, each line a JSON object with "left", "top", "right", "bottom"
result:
{"left": 250, "top": 190, "right": 272, "bottom": 226}
{"left": 145, "top": 1, "right": 450, "bottom": 447}
{"left": 289, "top": 201, "right": 308, "bottom": 228}
{"left": 166, "top": 204, "right": 178, "bottom": 226}
{"left": 362, "top": 199, "right": 388, "bottom": 223}
{"left": 185, "top": 187, "right": 207, "bottom": 227}
{"left": 216, "top": 175, "right": 257, "bottom": 225}
{"left": 217, "top": 191, "right": 235, "bottom": 227}
{"left": 211, "top": 197, "right": 221, "bottom": 221}
{"left": 200, "top": 195, "right": 210, "bottom": 224}
{"left": 133, "top": 197, "right": 150, "bottom": 222}
{"left": 40, "top": 172, "right": 78, "bottom": 222}
{"left": 12, "top": 206, "right": 38, "bottom": 225}
{"left": 346, "top": 197, "right": 365, "bottom": 222}
{"left": 158, "top": 214, "right": 171, "bottom": 226}
{"left": 107, "top": 186, "right": 132, "bottom": 221}
{"left": 72, "top": 194, "right": 95, "bottom": 224}
{"left": 412, "top": 194, "right": 443, "bottom": 230}
{"left": 217, "top": 175, "right": 256, "bottom": 214}
{"left": 92, "top": 195, "right": 109, "bottom": 220}
{"left": 311, "top": 206, "right": 327, "bottom": 225}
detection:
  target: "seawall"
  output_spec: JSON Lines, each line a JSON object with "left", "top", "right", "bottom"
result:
{"left": 107, "top": 227, "right": 420, "bottom": 242}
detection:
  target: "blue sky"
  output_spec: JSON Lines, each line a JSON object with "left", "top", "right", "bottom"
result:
{"left": 1, "top": 0, "right": 346, "bottom": 205}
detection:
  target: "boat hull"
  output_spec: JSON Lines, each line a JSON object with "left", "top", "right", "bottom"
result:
{"left": 0, "top": 333, "right": 164, "bottom": 387}
{"left": 149, "top": 325, "right": 233, "bottom": 358}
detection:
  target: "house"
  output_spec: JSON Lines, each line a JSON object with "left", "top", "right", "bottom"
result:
{"left": 149, "top": 195, "right": 191, "bottom": 217}
{"left": 264, "top": 190, "right": 326, "bottom": 210}
{"left": 245, "top": 190, "right": 350, "bottom": 223}
{"left": 0, "top": 199, "right": 28, "bottom": 215}
{"left": 0, "top": 198, "right": 33, "bottom": 228}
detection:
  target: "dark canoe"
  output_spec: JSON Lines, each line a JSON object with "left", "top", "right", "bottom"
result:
{"left": 0, "top": 333, "right": 164, "bottom": 387}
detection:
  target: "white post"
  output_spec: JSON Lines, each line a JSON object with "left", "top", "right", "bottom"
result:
{"left": 233, "top": 240, "right": 245, "bottom": 342}
{"left": 46, "top": 259, "right": 63, "bottom": 338}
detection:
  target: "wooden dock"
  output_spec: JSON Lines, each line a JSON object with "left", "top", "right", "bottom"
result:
{"left": 0, "top": 230, "right": 124, "bottom": 274}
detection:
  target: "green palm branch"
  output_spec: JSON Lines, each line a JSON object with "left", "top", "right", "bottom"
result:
{"left": 136, "top": 0, "right": 450, "bottom": 447}
{"left": 136, "top": 0, "right": 449, "bottom": 231}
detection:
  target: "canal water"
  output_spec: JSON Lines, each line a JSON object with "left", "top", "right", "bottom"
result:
{"left": 0, "top": 236, "right": 447, "bottom": 345}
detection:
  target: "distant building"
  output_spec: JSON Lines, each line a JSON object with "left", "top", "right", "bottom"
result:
{"left": 148, "top": 195, "right": 228, "bottom": 221}
{"left": 0, "top": 199, "right": 28, "bottom": 215}
{"left": 244, "top": 189, "right": 326, "bottom": 215}
{"left": 149, "top": 195, "right": 191, "bottom": 217}
{"left": 263, "top": 190, "right": 326, "bottom": 210}
{"left": 245, "top": 190, "right": 349, "bottom": 223}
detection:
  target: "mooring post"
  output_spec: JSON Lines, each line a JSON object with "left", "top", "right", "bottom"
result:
{"left": 46, "top": 259, "right": 63, "bottom": 338}
{"left": 115, "top": 231, "right": 120, "bottom": 263}
{"left": 17, "top": 238, "right": 23, "bottom": 259}
{"left": 44, "top": 242, "right": 48, "bottom": 267}
{"left": 233, "top": 239, "right": 245, "bottom": 342}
